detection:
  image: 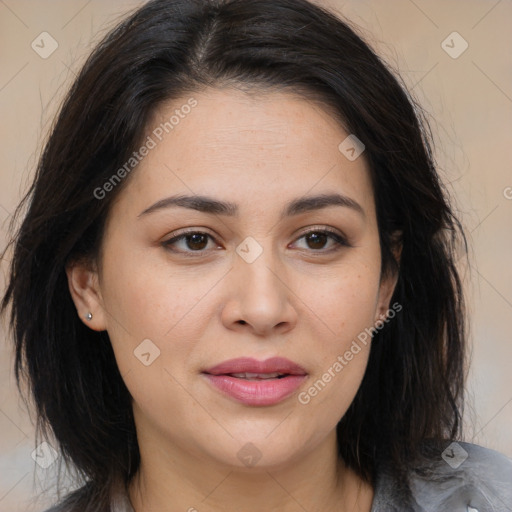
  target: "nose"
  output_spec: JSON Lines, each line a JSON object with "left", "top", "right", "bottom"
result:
{"left": 221, "top": 243, "right": 298, "bottom": 337}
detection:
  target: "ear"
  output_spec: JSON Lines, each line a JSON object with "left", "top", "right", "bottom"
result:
{"left": 65, "top": 259, "right": 108, "bottom": 331}
{"left": 375, "top": 232, "right": 402, "bottom": 323}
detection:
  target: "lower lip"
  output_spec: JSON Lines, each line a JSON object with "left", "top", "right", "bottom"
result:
{"left": 203, "top": 374, "right": 307, "bottom": 406}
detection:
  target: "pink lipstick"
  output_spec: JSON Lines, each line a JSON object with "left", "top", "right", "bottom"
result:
{"left": 202, "top": 357, "right": 307, "bottom": 406}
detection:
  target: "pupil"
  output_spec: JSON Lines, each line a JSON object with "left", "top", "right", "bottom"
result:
{"left": 187, "top": 233, "right": 207, "bottom": 250}
{"left": 307, "top": 232, "right": 327, "bottom": 249}
{"left": 184, "top": 233, "right": 328, "bottom": 251}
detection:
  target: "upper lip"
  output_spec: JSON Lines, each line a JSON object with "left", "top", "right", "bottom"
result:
{"left": 203, "top": 357, "right": 307, "bottom": 376}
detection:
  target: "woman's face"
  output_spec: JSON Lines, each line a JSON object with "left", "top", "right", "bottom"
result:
{"left": 76, "top": 88, "right": 397, "bottom": 471}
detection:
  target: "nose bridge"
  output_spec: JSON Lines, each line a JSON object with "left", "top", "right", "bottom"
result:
{"left": 235, "top": 235, "right": 283, "bottom": 294}
{"left": 228, "top": 235, "right": 295, "bottom": 332}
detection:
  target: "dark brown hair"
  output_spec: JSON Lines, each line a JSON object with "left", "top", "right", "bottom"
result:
{"left": 2, "top": 0, "right": 467, "bottom": 509}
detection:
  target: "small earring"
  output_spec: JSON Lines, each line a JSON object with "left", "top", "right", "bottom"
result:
{"left": 86, "top": 312, "right": 93, "bottom": 321}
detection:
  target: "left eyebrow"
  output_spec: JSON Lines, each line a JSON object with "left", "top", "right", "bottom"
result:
{"left": 138, "top": 192, "right": 365, "bottom": 220}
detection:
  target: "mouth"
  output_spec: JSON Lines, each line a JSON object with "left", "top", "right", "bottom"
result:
{"left": 223, "top": 372, "right": 290, "bottom": 380}
{"left": 202, "top": 357, "right": 308, "bottom": 406}
{"left": 203, "top": 356, "right": 307, "bottom": 377}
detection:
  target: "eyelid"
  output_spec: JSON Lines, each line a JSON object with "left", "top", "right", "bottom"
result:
{"left": 161, "top": 225, "right": 350, "bottom": 256}
{"left": 161, "top": 228, "right": 221, "bottom": 256}
{"left": 164, "top": 227, "right": 217, "bottom": 240}
{"left": 290, "top": 225, "right": 350, "bottom": 253}
{"left": 293, "top": 224, "right": 347, "bottom": 242}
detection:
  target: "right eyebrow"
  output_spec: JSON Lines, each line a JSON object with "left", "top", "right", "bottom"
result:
{"left": 138, "top": 192, "right": 366, "bottom": 220}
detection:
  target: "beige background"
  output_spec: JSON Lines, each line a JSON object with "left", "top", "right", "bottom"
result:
{"left": 1, "top": 0, "right": 511, "bottom": 510}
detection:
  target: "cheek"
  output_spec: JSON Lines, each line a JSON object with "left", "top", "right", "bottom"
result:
{"left": 98, "top": 243, "right": 216, "bottom": 395}
{"left": 296, "top": 263, "right": 379, "bottom": 408}
{"left": 101, "top": 239, "right": 218, "bottom": 337}
{"left": 99, "top": 254, "right": 206, "bottom": 426}
{"left": 301, "top": 261, "right": 381, "bottom": 342}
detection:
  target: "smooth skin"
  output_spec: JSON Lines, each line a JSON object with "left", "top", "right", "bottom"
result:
{"left": 67, "top": 87, "right": 400, "bottom": 512}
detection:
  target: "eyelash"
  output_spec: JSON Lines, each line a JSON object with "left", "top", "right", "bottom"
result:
{"left": 161, "top": 226, "right": 349, "bottom": 258}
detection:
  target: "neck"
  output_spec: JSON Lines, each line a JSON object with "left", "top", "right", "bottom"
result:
{"left": 127, "top": 427, "right": 374, "bottom": 512}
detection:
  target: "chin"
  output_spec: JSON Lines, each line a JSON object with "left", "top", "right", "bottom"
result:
{"left": 197, "top": 431, "right": 312, "bottom": 472}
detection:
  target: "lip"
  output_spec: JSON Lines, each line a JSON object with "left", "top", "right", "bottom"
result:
{"left": 202, "top": 357, "right": 308, "bottom": 406}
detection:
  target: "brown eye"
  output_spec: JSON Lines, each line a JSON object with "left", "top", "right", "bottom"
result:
{"left": 183, "top": 233, "right": 209, "bottom": 250}
{"left": 293, "top": 228, "right": 348, "bottom": 253}
{"left": 162, "top": 231, "right": 217, "bottom": 255}
{"left": 304, "top": 232, "right": 329, "bottom": 250}
{"left": 162, "top": 227, "right": 349, "bottom": 258}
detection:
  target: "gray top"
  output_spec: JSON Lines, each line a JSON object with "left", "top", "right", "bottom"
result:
{"left": 370, "top": 441, "right": 512, "bottom": 511}
{"left": 44, "top": 441, "right": 512, "bottom": 511}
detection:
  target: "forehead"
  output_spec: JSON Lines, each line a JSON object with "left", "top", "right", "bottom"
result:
{"left": 115, "top": 87, "right": 374, "bottom": 218}
{"left": 151, "top": 87, "right": 346, "bottom": 159}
